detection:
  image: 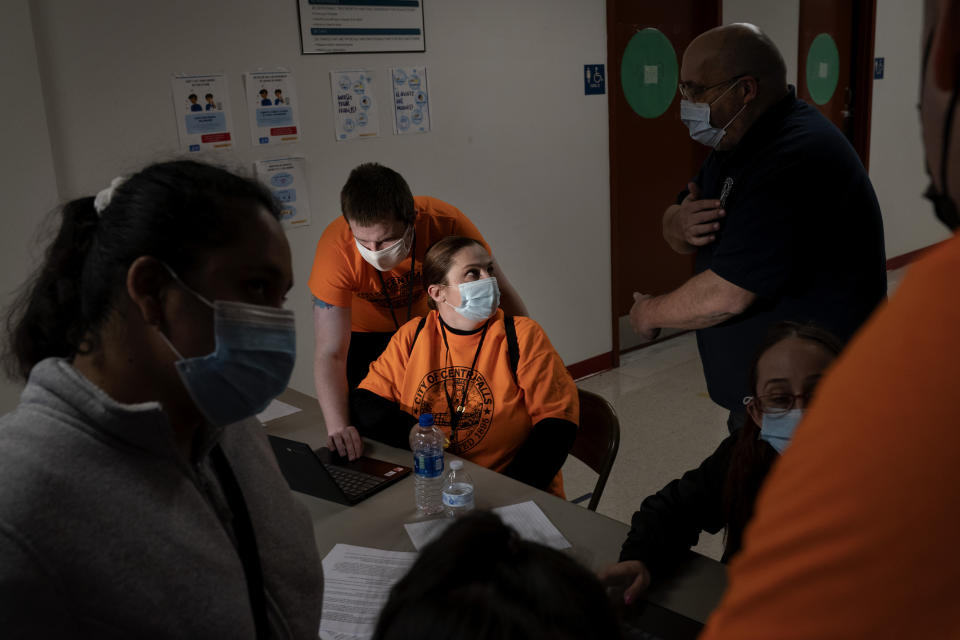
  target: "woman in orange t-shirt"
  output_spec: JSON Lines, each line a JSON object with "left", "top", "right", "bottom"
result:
{"left": 351, "top": 236, "right": 578, "bottom": 497}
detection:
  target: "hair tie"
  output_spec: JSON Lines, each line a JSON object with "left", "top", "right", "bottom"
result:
{"left": 93, "top": 176, "right": 127, "bottom": 216}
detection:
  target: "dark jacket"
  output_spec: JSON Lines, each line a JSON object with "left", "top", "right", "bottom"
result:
{"left": 618, "top": 432, "right": 776, "bottom": 579}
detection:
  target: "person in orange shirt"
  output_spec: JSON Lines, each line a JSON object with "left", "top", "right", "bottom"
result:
{"left": 350, "top": 236, "right": 577, "bottom": 496}
{"left": 700, "top": 2, "right": 960, "bottom": 637}
{"left": 599, "top": 321, "right": 841, "bottom": 604}
{"left": 309, "top": 163, "right": 528, "bottom": 460}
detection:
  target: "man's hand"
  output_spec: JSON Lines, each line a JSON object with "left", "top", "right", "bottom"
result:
{"left": 629, "top": 293, "right": 661, "bottom": 342}
{"left": 598, "top": 560, "right": 652, "bottom": 605}
{"left": 664, "top": 182, "right": 725, "bottom": 253}
{"left": 327, "top": 425, "right": 363, "bottom": 460}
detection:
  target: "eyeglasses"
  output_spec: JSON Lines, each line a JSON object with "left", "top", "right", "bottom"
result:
{"left": 678, "top": 74, "right": 748, "bottom": 102}
{"left": 743, "top": 391, "right": 814, "bottom": 416}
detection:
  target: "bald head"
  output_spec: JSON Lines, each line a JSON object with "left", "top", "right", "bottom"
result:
{"left": 683, "top": 24, "right": 788, "bottom": 99}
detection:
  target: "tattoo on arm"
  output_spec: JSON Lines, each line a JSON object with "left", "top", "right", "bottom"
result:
{"left": 313, "top": 296, "right": 336, "bottom": 309}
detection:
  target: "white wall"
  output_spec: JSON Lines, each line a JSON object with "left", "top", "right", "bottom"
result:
{"left": 869, "top": 0, "right": 951, "bottom": 257}
{"left": 0, "top": 1, "right": 60, "bottom": 412}
{"left": 723, "top": 0, "right": 801, "bottom": 87}
{"left": 4, "top": 1, "right": 948, "bottom": 412}
{"left": 25, "top": 0, "right": 611, "bottom": 397}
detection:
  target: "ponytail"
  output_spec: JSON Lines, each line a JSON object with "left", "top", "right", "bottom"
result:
{"left": 5, "top": 197, "right": 100, "bottom": 380}
{"left": 3, "top": 160, "right": 281, "bottom": 381}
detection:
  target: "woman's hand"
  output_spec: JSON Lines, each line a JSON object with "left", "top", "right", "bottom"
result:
{"left": 598, "top": 560, "right": 652, "bottom": 605}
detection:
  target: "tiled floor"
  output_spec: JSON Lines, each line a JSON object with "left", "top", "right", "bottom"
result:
{"left": 562, "top": 266, "right": 909, "bottom": 562}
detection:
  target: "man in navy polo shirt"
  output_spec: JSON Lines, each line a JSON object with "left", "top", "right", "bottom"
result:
{"left": 629, "top": 23, "right": 886, "bottom": 431}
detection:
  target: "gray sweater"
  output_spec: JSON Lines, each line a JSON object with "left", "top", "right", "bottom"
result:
{"left": 0, "top": 358, "right": 322, "bottom": 638}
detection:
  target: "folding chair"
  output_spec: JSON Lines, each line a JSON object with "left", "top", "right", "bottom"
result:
{"left": 569, "top": 389, "right": 620, "bottom": 511}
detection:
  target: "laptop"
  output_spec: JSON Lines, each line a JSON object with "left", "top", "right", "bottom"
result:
{"left": 268, "top": 435, "right": 411, "bottom": 506}
{"left": 620, "top": 599, "right": 704, "bottom": 640}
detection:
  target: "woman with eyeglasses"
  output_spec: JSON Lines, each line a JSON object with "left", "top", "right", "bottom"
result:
{"left": 599, "top": 321, "right": 842, "bottom": 604}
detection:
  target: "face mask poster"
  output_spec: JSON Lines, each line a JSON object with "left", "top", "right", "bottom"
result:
{"left": 329, "top": 70, "right": 380, "bottom": 141}
{"left": 244, "top": 70, "right": 301, "bottom": 146}
{"left": 171, "top": 74, "right": 235, "bottom": 152}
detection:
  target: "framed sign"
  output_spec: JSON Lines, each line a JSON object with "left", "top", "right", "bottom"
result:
{"left": 298, "top": 0, "right": 425, "bottom": 55}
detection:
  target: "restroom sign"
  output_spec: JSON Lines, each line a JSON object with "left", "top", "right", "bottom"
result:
{"left": 584, "top": 64, "right": 605, "bottom": 95}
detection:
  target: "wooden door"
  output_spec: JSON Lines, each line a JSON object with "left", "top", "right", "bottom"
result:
{"left": 607, "top": 0, "right": 720, "bottom": 355}
{"left": 797, "top": 0, "right": 876, "bottom": 166}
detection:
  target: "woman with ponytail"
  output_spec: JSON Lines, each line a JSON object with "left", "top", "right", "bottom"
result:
{"left": 0, "top": 161, "right": 321, "bottom": 637}
{"left": 599, "top": 321, "right": 842, "bottom": 605}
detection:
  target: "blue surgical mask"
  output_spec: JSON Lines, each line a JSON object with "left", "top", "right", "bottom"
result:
{"left": 158, "top": 268, "right": 296, "bottom": 426}
{"left": 444, "top": 277, "right": 500, "bottom": 323}
{"left": 759, "top": 409, "right": 803, "bottom": 455}
{"left": 680, "top": 80, "right": 747, "bottom": 148}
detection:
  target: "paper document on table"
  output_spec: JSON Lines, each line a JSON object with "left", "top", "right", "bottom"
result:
{"left": 402, "top": 518, "right": 452, "bottom": 550}
{"left": 256, "top": 399, "right": 300, "bottom": 423}
{"left": 494, "top": 501, "right": 571, "bottom": 549}
{"left": 319, "top": 544, "right": 416, "bottom": 640}
{"left": 403, "top": 501, "right": 571, "bottom": 551}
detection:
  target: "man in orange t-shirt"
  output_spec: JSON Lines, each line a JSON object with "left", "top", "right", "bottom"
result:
{"left": 309, "top": 163, "right": 527, "bottom": 460}
{"left": 700, "top": 2, "right": 960, "bottom": 637}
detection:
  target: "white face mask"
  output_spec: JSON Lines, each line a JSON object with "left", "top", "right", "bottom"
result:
{"left": 444, "top": 277, "right": 500, "bottom": 323}
{"left": 680, "top": 79, "right": 747, "bottom": 148}
{"left": 354, "top": 226, "right": 412, "bottom": 272}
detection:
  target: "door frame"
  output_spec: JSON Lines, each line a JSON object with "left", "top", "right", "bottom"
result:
{"left": 849, "top": 0, "right": 877, "bottom": 170}
{"left": 606, "top": 0, "right": 721, "bottom": 367}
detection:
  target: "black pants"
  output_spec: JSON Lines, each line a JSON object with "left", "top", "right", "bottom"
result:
{"left": 346, "top": 331, "right": 395, "bottom": 389}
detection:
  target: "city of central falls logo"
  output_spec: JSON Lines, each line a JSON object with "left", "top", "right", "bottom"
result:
{"left": 414, "top": 366, "right": 495, "bottom": 455}
{"left": 358, "top": 269, "right": 425, "bottom": 309}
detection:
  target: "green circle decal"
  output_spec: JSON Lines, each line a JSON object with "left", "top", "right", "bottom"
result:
{"left": 620, "top": 28, "right": 678, "bottom": 119}
{"left": 805, "top": 33, "right": 840, "bottom": 105}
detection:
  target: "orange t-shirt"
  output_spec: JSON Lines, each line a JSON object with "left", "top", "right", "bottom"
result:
{"left": 358, "top": 309, "right": 579, "bottom": 497}
{"left": 308, "top": 196, "right": 490, "bottom": 333}
{"left": 701, "top": 232, "right": 960, "bottom": 639}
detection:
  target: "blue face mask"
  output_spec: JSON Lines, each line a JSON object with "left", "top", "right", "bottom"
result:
{"left": 680, "top": 79, "right": 747, "bottom": 148}
{"left": 444, "top": 277, "right": 501, "bottom": 323}
{"left": 759, "top": 409, "right": 803, "bottom": 455}
{"left": 158, "top": 268, "right": 296, "bottom": 426}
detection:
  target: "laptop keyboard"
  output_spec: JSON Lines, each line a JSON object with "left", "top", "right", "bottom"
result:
{"left": 323, "top": 464, "right": 388, "bottom": 498}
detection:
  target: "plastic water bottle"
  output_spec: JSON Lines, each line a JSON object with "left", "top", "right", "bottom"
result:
{"left": 410, "top": 413, "right": 444, "bottom": 515}
{"left": 442, "top": 460, "right": 475, "bottom": 517}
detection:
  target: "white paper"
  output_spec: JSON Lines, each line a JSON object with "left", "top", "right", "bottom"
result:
{"left": 299, "top": 0, "right": 425, "bottom": 55}
{"left": 391, "top": 67, "right": 430, "bottom": 135}
{"left": 244, "top": 70, "right": 301, "bottom": 146}
{"left": 403, "top": 501, "right": 571, "bottom": 551}
{"left": 254, "top": 156, "right": 312, "bottom": 228}
{"left": 256, "top": 399, "right": 301, "bottom": 423}
{"left": 644, "top": 64, "right": 659, "bottom": 85}
{"left": 494, "top": 501, "right": 571, "bottom": 550}
{"left": 330, "top": 70, "right": 380, "bottom": 141}
{"left": 171, "top": 74, "right": 234, "bottom": 152}
{"left": 402, "top": 517, "right": 453, "bottom": 550}
{"left": 319, "top": 544, "right": 417, "bottom": 640}
{"left": 819, "top": 62, "right": 829, "bottom": 79}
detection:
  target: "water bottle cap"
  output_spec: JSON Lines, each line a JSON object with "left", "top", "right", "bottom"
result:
{"left": 450, "top": 460, "right": 463, "bottom": 470}
{"left": 418, "top": 413, "right": 434, "bottom": 427}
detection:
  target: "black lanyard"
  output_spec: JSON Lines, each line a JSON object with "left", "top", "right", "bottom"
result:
{"left": 210, "top": 445, "right": 269, "bottom": 639}
{"left": 439, "top": 318, "right": 489, "bottom": 436}
{"left": 375, "top": 230, "right": 417, "bottom": 331}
